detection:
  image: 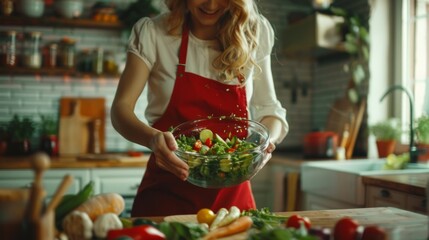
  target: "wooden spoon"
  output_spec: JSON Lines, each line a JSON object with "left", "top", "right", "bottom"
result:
{"left": 29, "top": 152, "right": 50, "bottom": 222}
{"left": 44, "top": 174, "right": 73, "bottom": 214}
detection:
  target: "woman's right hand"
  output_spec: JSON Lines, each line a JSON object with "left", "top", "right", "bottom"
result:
{"left": 149, "top": 131, "right": 189, "bottom": 181}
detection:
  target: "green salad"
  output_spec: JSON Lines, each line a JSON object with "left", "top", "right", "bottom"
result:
{"left": 175, "top": 129, "right": 260, "bottom": 186}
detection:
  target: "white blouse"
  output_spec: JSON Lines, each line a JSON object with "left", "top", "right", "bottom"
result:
{"left": 127, "top": 13, "right": 289, "bottom": 143}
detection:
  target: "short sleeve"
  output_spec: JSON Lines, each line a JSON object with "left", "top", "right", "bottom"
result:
{"left": 127, "top": 17, "right": 157, "bottom": 70}
{"left": 255, "top": 15, "right": 275, "bottom": 62}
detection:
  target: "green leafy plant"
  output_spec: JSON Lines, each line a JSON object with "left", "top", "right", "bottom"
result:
{"left": 415, "top": 115, "right": 429, "bottom": 144}
{"left": 369, "top": 119, "right": 402, "bottom": 141}
{"left": 6, "top": 115, "right": 36, "bottom": 141}
{"left": 119, "top": 0, "right": 161, "bottom": 31}
{"left": 39, "top": 114, "right": 58, "bottom": 136}
{"left": 329, "top": 6, "right": 370, "bottom": 104}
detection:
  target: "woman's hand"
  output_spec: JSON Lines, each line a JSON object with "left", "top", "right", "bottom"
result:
{"left": 149, "top": 131, "right": 189, "bottom": 181}
{"left": 260, "top": 141, "right": 275, "bottom": 167}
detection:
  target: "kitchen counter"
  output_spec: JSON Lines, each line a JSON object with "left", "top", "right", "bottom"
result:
{"left": 0, "top": 153, "right": 150, "bottom": 169}
{"left": 362, "top": 173, "right": 428, "bottom": 196}
{"left": 144, "top": 207, "right": 428, "bottom": 239}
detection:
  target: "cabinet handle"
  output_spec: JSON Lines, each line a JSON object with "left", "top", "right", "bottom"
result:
{"left": 380, "top": 189, "right": 390, "bottom": 198}
{"left": 422, "top": 199, "right": 427, "bottom": 208}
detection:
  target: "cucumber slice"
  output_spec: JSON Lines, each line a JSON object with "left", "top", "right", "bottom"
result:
{"left": 214, "top": 133, "right": 229, "bottom": 147}
{"left": 199, "top": 129, "right": 214, "bottom": 142}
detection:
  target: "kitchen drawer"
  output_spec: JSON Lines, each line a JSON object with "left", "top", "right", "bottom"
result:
{"left": 406, "top": 194, "right": 427, "bottom": 215}
{"left": 91, "top": 168, "right": 145, "bottom": 196}
{"left": 365, "top": 185, "right": 407, "bottom": 209}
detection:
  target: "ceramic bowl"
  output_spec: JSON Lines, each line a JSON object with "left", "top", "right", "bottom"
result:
{"left": 171, "top": 116, "right": 270, "bottom": 188}
{"left": 18, "top": 0, "right": 44, "bottom": 18}
{"left": 55, "top": 0, "right": 83, "bottom": 19}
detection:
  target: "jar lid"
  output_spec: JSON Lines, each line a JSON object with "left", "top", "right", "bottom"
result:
{"left": 60, "top": 37, "right": 76, "bottom": 45}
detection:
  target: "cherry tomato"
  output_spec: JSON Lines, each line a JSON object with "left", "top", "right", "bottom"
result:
{"left": 333, "top": 217, "right": 360, "bottom": 240}
{"left": 361, "top": 225, "right": 387, "bottom": 240}
{"left": 285, "top": 214, "right": 311, "bottom": 229}
{"left": 196, "top": 208, "right": 216, "bottom": 225}
{"left": 204, "top": 138, "right": 213, "bottom": 147}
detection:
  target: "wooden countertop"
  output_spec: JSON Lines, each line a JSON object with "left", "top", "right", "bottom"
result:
{"left": 0, "top": 153, "right": 150, "bottom": 169}
{"left": 362, "top": 173, "right": 429, "bottom": 196}
{"left": 144, "top": 207, "right": 428, "bottom": 239}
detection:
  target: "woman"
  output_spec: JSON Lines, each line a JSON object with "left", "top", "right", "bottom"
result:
{"left": 111, "top": 0, "right": 289, "bottom": 217}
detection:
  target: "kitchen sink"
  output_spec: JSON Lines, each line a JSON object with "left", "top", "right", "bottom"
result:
{"left": 301, "top": 159, "right": 429, "bottom": 207}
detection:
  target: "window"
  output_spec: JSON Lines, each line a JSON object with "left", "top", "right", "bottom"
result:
{"left": 402, "top": 0, "right": 429, "bottom": 119}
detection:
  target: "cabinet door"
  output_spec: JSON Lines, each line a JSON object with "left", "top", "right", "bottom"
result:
{"left": 91, "top": 168, "right": 145, "bottom": 217}
{"left": 406, "top": 194, "right": 427, "bottom": 215}
{"left": 365, "top": 185, "right": 407, "bottom": 209}
{"left": 0, "top": 169, "right": 90, "bottom": 197}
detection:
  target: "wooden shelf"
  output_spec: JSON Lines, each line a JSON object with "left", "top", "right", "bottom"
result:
{"left": 0, "top": 67, "right": 119, "bottom": 78}
{"left": 0, "top": 16, "right": 124, "bottom": 30}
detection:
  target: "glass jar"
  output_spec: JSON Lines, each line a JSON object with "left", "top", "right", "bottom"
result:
{"left": 0, "top": 30, "right": 17, "bottom": 67}
{"left": 43, "top": 43, "right": 58, "bottom": 68}
{"left": 103, "top": 51, "right": 118, "bottom": 75}
{"left": 77, "top": 49, "right": 92, "bottom": 73}
{"left": 23, "top": 31, "right": 42, "bottom": 69}
{"left": 92, "top": 47, "right": 104, "bottom": 74}
{"left": 59, "top": 37, "right": 76, "bottom": 68}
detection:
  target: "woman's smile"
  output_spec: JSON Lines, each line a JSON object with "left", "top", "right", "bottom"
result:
{"left": 188, "top": 0, "right": 229, "bottom": 39}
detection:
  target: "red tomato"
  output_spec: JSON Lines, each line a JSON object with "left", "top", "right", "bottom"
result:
{"left": 107, "top": 225, "right": 166, "bottom": 240}
{"left": 204, "top": 138, "right": 212, "bottom": 147}
{"left": 333, "top": 217, "right": 360, "bottom": 240}
{"left": 361, "top": 225, "right": 387, "bottom": 240}
{"left": 286, "top": 214, "right": 311, "bottom": 229}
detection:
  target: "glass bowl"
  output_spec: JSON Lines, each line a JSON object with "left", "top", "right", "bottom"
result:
{"left": 171, "top": 116, "right": 270, "bottom": 188}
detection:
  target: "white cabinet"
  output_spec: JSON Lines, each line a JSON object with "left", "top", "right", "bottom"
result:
{"left": 365, "top": 185, "right": 427, "bottom": 215}
{"left": 0, "top": 169, "right": 91, "bottom": 197}
{"left": 91, "top": 168, "right": 145, "bottom": 216}
{"left": 304, "top": 193, "right": 361, "bottom": 210}
{"left": 0, "top": 167, "right": 146, "bottom": 217}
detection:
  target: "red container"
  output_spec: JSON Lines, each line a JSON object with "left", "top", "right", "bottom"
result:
{"left": 304, "top": 131, "right": 338, "bottom": 159}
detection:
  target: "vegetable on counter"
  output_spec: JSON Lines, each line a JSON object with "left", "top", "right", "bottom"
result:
{"left": 241, "top": 207, "right": 288, "bottom": 231}
{"left": 216, "top": 206, "right": 241, "bottom": 229}
{"left": 333, "top": 217, "right": 360, "bottom": 240}
{"left": 55, "top": 181, "right": 94, "bottom": 229}
{"left": 285, "top": 214, "right": 312, "bottom": 230}
{"left": 158, "top": 221, "right": 208, "bottom": 240}
{"left": 107, "top": 225, "right": 166, "bottom": 240}
{"left": 209, "top": 207, "right": 229, "bottom": 230}
{"left": 62, "top": 211, "right": 94, "bottom": 240}
{"left": 74, "top": 192, "right": 125, "bottom": 221}
{"left": 202, "top": 216, "right": 253, "bottom": 240}
{"left": 196, "top": 208, "right": 216, "bottom": 226}
{"left": 93, "top": 213, "right": 123, "bottom": 238}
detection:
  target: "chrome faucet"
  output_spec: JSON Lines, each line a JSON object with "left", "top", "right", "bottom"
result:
{"left": 380, "top": 85, "right": 418, "bottom": 163}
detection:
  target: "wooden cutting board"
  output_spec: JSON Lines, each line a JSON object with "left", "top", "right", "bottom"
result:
{"left": 325, "top": 96, "right": 366, "bottom": 159}
{"left": 59, "top": 97, "right": 106, "bottom": 156}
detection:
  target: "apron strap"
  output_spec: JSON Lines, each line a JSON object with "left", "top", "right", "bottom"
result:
{"left": 177, "top": 25, "right": 190, "bottom": 76}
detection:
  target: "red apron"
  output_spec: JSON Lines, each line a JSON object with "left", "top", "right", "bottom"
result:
{"left": 131, "top": 26, "right": 256, "bottom": 217}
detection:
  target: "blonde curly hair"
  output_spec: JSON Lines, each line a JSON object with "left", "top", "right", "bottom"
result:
{"left": 165, "top": 0, "right": 261, "bottom": 83}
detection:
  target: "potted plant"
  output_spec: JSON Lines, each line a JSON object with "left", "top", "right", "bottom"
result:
{"left": 0, "top": 123, "right": 7, "bottom": 155}
{"left": 415, "top": 115, "right": 429, "bottom": 162}
{"left": 329, "top": 6, "right": 370, "bottom": 104}
{"left": 38, "top": 114, "right": 59, "bottom": 156}
{"left": 6, "top": 115, "right": 36, "bottom": 156}
{"left": 369, "top": 118, "right": 402, "bottom": 158}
